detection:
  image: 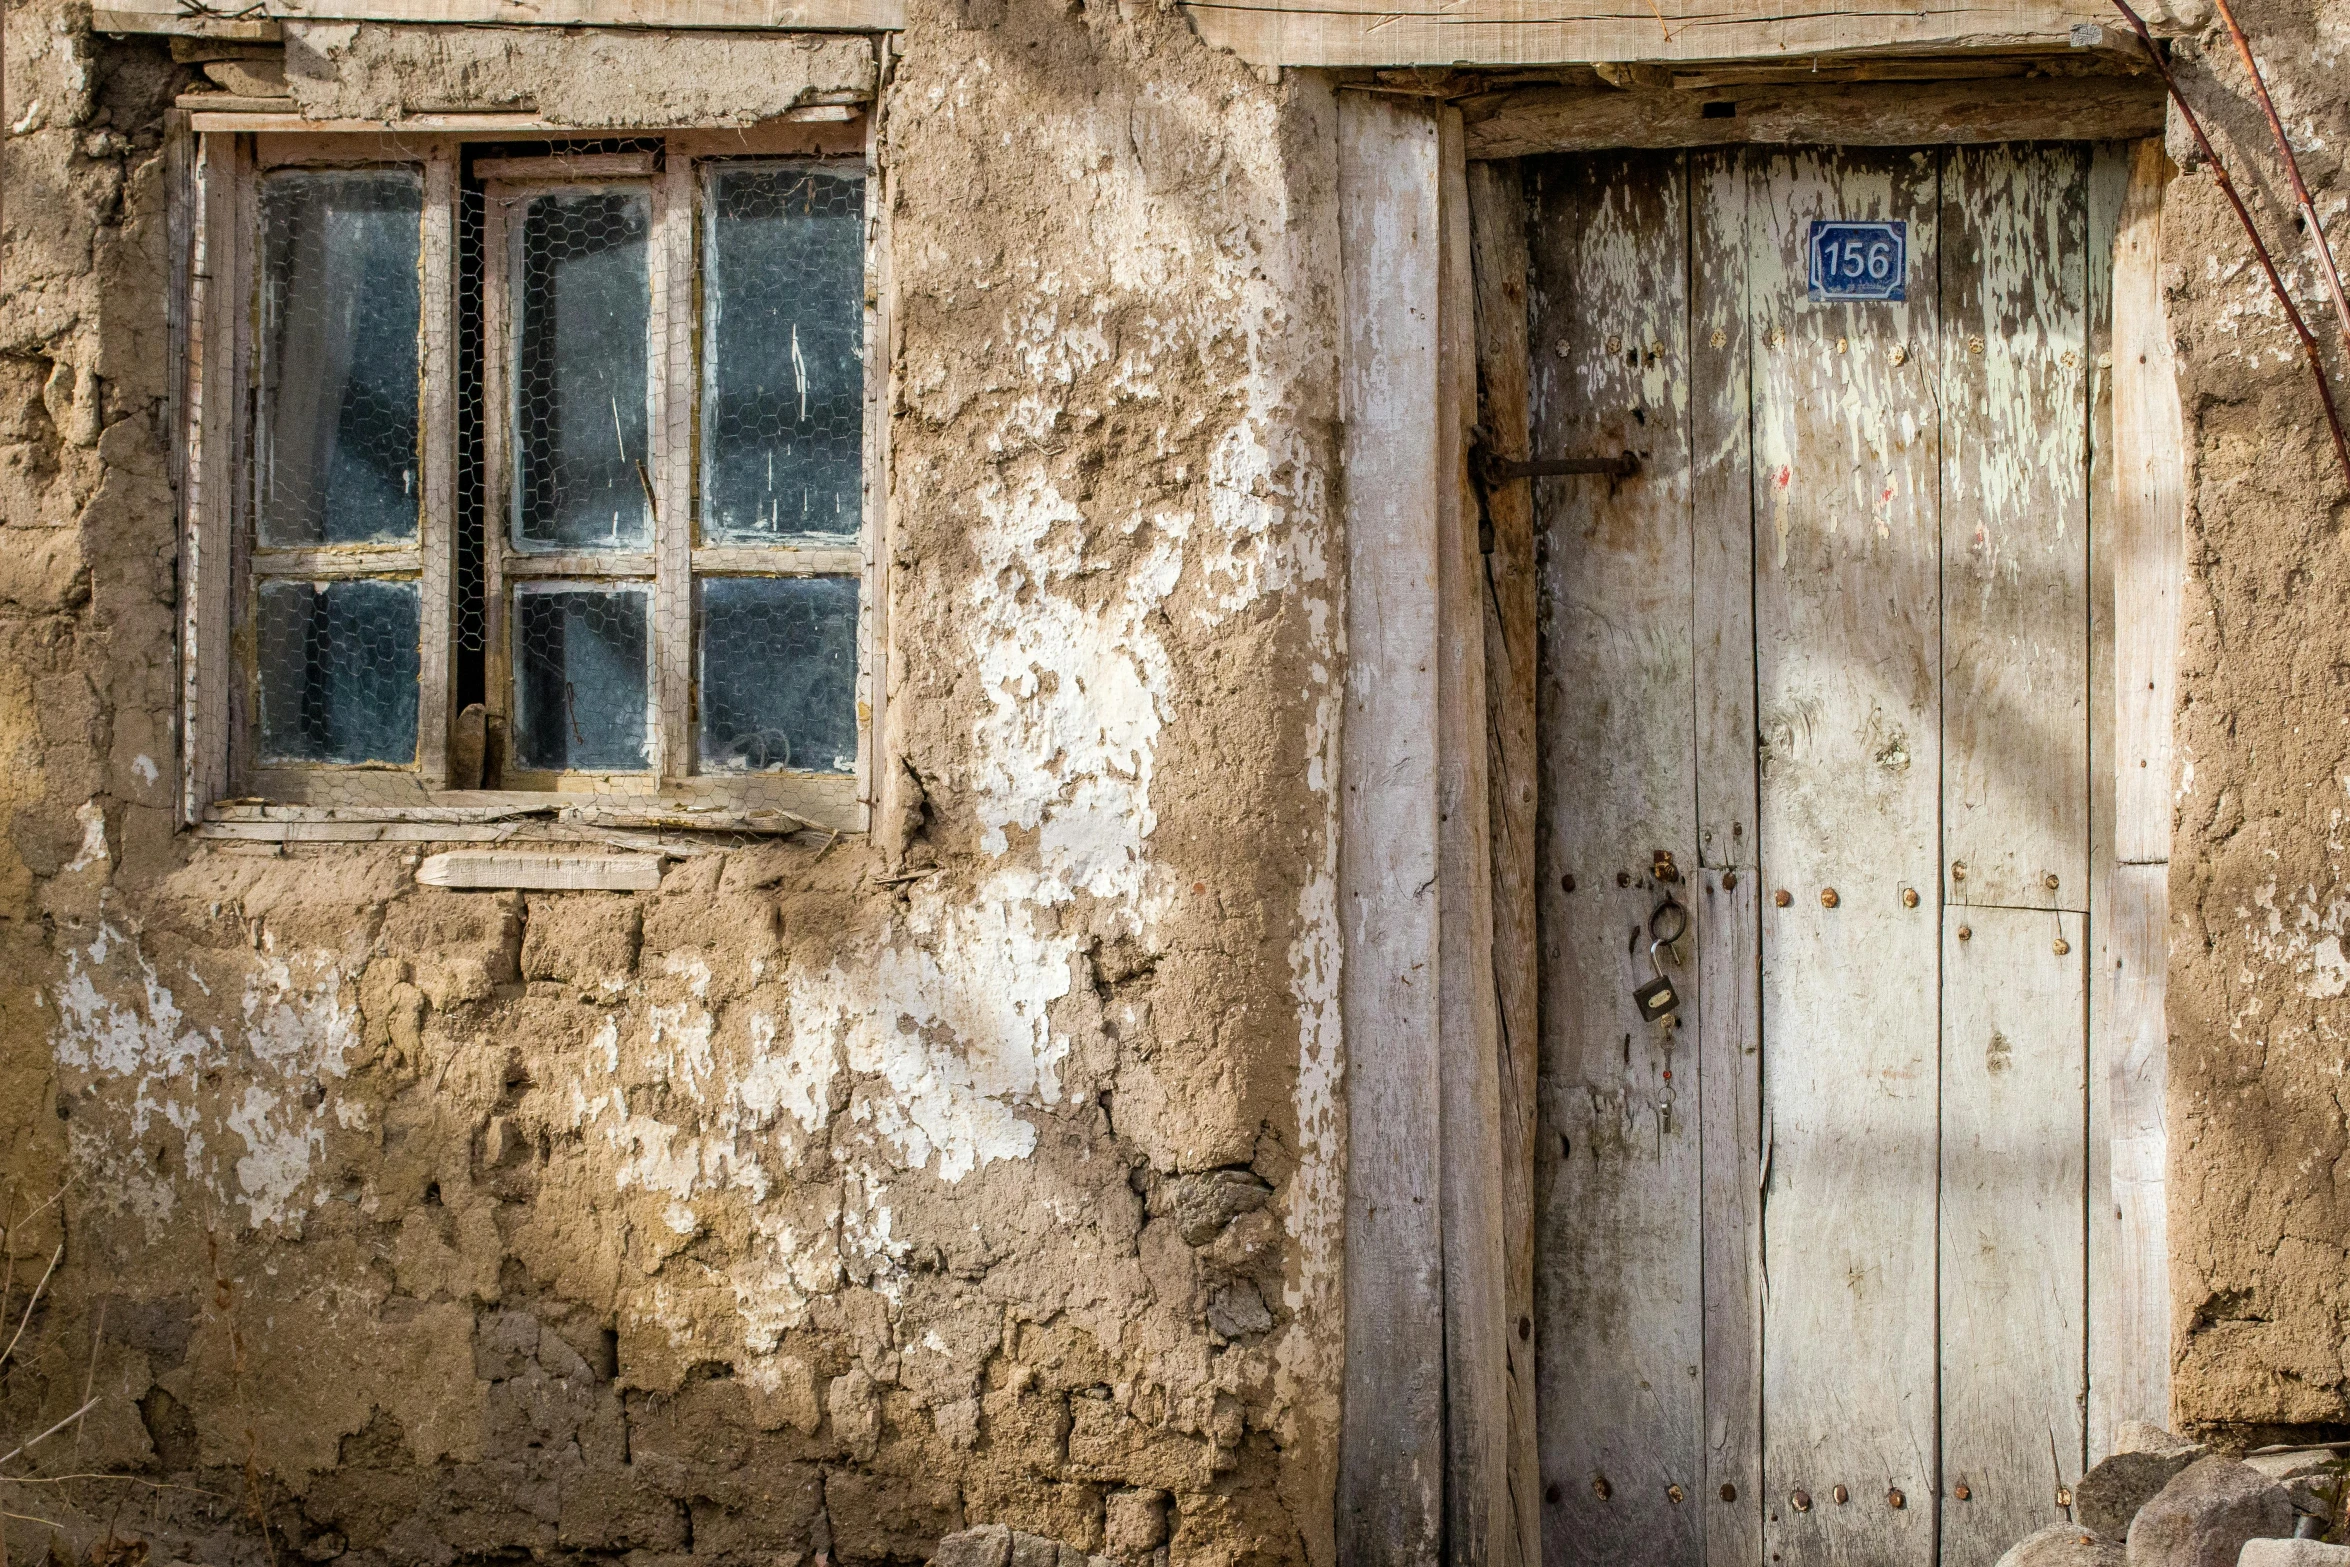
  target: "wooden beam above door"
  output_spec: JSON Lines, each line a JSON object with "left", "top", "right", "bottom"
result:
{"left": 1183, "top": 0, "right": 2193, "bottom": 70}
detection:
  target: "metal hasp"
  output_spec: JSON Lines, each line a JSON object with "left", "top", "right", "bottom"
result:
{"left": 1468, "top": 424, "right": 1641, "bottom": 486}
{"left": 1478, "top": 448, "right": 1641, "bottom": 483}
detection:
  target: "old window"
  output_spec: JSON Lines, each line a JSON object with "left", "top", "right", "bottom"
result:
{"left": 180, "top": 122, "right": 878, "bottom": 834}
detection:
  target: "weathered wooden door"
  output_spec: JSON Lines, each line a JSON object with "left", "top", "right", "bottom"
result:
{"left": 1528, "top": 144, "right": 2111, "bottom": 1567}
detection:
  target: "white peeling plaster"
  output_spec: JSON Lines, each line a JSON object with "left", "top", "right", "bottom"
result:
{"left": 2237, "top": 877, "right": 2350, "bottom": 1009}
{"left": 48, "top": 922, "right": 358, "bottom": 1230}
{"left": 65, "top": 799, "right": 107, "bottom": 871}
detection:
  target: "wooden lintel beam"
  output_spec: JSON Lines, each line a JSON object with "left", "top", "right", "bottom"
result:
{"left": 1466, "top": 74, "right": 2163, "bottom": 160}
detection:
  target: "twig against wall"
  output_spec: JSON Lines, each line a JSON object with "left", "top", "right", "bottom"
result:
{"left": 2208, "top": 0, "right": 2350, "bottom": 355}
{"left": 2114, "top": 0, "right": 2350, "bottom": 489}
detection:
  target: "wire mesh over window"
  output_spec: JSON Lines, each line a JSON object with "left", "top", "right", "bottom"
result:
{"left": 697, "top": 575, "right": 858, "bottom": 773}
{"left": 256, "top": 579, "right": 421, "bottom": 764}
{"left": 510, "top": 185, "right": 654, "bottom": 551}
{"left": 700, "top": 164, "right": 865, "bottom": 543}
{"left": 512, "top": 585, "right": 652, "bottom": 773}
{"left": 256, "top": 169, "right": 423, "bottom": 546}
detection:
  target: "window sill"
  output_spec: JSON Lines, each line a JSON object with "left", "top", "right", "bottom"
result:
{"left": 198, "top": 783, "right": 859, "bottom": 845}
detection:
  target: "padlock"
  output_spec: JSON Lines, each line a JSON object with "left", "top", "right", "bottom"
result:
{"left": 1633, "top": 940, "right": 1681, "bottom": 1022}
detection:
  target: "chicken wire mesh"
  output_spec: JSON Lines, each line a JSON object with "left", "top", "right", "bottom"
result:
{"left": 233, "top": 138, "right": 867, "bottom": 822}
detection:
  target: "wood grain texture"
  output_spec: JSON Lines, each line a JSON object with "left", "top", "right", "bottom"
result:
{"left": 1438, "top": 108, "right": 1523, "bottom": 1567}
{"left": 1688, "top": 146, "right": 1764, "bottom": 1567}
{"left": 2091, "top": 139, "right": 2178, "bottom": 1451}
{"left": 418, "top": 148, "right": 458, "bottom": 790}
{"left": 1467, "top": 155, "right": 1546, "bottom": 1567}
{"left": 1184, "top": 1, "right": 2112, "bottom": 70}
{"left": 1750, "top": 147, "right": 1941, "bottom": 1567}
{"left": 219, "top": 0, "right": 901, "bottom": 28}
{"left": 1465, "top": 79, "right": 2163, "bottom": 162}
{"left": 1941, "top": 144, "right": 2091, "bottom": 914}
{"left": 1939, "top": 902, "right": 2089, "bottom": 1567}
{"left": 416, "top": 850, "right": 663, "bottom": 889}
{"left": 1335, "top": 90, "right": 1447, "bottom": 1567}
{"left": 1526, "top": 147, "right": 1703, "bottom": 1567}
{"left": 653, "top": 157, "right": 693, "bottom": 784}
{"left": 182, "top": 133, "right": 242, "bottom": 821}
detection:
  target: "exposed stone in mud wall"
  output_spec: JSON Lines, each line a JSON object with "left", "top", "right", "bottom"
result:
{"left": 0, "top": 0, "right": 1344, "bottom": 1561}
{"left": 2156, "top": 0, "right": 2350, "bottom": 1442}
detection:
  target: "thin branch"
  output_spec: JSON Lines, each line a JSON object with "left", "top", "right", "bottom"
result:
{"left": 75, "top": 1299, "right": 107, "bottom": 1450}
{"left": 0, "top": 1475, "right": 222, "bottom": 1497}
{"left": 0, "top": 1246, "right": 62, "bottom": 1375}
{"left": 2207, "top": 0, "right": 2350, "bottom": 355}
{"left": 2115, "top": 0, "right": 2350, "bottom": 489}
{"left": 0, "top": 1397, "right": 100, "bottom": 1469}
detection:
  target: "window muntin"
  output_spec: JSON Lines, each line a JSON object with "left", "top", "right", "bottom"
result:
{"left": 204, "top": 128, "right": 874, "bottom": 822}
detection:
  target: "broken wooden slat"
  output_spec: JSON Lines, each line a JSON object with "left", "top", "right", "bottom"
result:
{"left": 1334, "top": 90, "right": 1447, "bottom": 1567}
{"left": 1688, "top": 144, "right": 1765, "bottom": 1567}
{"left": 1465, "top": 78, "right": 2164, "bottom": 162}
{"left": 1527, "top": 145, "right": 1705, "bottom": 1567}
{"left": 416, "top": 850, "right": 665, "bottom": 889}
{"left": 1465, "top": 153, "right": 1546, "bottom": 1567}
{"left": 1750, "top": 146, "right": 1942, "bottom": 1567}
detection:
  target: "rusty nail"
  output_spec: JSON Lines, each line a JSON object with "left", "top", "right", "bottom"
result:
{"left": 1594, "top": 1475, "right": 1612, "bottom": 1500}
{"left": 1954, "top": 1483, "right": 1972, "bottom": 1502}
{"left": 1720, "top": 1484, "right": 1738, "bottom": 1503}
{"left": 1654, "top": 850, "right": 1679, "bottom": 882}
{"left": 1888, "top": 1489, "right": 1906, "bottom": 1510}
{"left": 1820, "top": 888, "right": 1839, "bottom": 908}
{"left": 1832, "top": 1485, "right": 1849, "bottom": 1505}
{"left": 1774, "top": 889, "right": 1792, "bottom": 907}
{"left": 1958, "top": 924, "right": 1972, "bottom": 942}
{"left": 1951, "top": 859, "right": 1967, "bottom": 882}
{"left": 1669, "top": 1485, "right": 1686, "bottom": 1505}
{"left": 1902, "top": 888, "right": 1920, "bottom": 908}
{"left": 1791, "top": 1490, "right": 1812, "bottom": 1513}
{"left": 2054, "top": 937, "right": 2071, "bottom": 956}
{"left": 2057, "top": 1486, "right": 2073, "bottom": 1508}
{"left": 1723, "top": 869, "right": 1739, "bottom": 890}
{"left": 2044, "top": 872, "right": 2060, "bottom": 891}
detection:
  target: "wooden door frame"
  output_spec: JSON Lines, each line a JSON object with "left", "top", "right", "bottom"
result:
{"left": 1333, "top": 85, "right": 2183, "bottom": 1558}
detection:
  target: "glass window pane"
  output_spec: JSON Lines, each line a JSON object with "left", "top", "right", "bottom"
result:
{"left": 256, "top": 579, "right": 421, "bottom": 764}
{"left": 697, "top": 575, "right": 858, "bottom": 774}
{"left": 700, "top": 165, "right": 865, "bottom": 544}
{"left": 512, "top": 587, "right": 651, "bottom": 772}
{"left": 511, "top": 187, "right": 653, "bottom": 551}
{"left": 256, "top": 170, "right": 423, "bottom": 547}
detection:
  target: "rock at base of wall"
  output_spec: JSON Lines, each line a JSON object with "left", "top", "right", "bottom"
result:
{"left": 2129, "top": 1457, "right": 2296, "bottom": 1567}
{"left": 1997, "top": 1524, "right": 2128, "bottom": 1567}
{"left": 2083, "top": 1443, "right": 2212, "bottom": 1540}
{"left": 2241, "top": 1541, "right": 2350, "bottom": 1566}
{"left": 931, "top": 1523, "right": 1120, "bottom": 1567}
{"left": 2244, "top": 1451, "right": 2348, "bottom": 1525}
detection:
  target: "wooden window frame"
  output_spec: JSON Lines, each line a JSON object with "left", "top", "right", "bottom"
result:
{"left": 179, "top": 117, "right": 881, "bottom": 838}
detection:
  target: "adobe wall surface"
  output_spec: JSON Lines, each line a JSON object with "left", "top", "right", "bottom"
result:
{"left": 0, "top": 5, "right": 1345, "bottom": 1564}
{"left": 2152, "top": 0, "right": 2350, "bottom": 1444}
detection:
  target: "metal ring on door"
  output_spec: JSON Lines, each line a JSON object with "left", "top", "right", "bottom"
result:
{"left": 1649, "top": 896, "right": 1689, "bottom": 948}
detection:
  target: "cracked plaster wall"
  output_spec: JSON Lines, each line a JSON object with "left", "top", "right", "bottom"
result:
{"left": 0, "top": 1, "right": 1344, "bottom": 1562}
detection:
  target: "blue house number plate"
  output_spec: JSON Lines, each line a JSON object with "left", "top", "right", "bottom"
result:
{"left": 1809, "top": 220, "right": 1907, "bottom": 302}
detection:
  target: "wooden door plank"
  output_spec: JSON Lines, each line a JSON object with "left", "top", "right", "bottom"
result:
{"left": 1941, "top": 144, "right": 2092, "bottom": 913}
{"left": 2092, "top": 138, "right": 2179, "bottom": 1450}
{"left": 1335, "top": 90, "right": 1447, "bottom": 1567}
{"left": 1439, "top": 107, "right": 1524, "bottom": 1567}
{"left": 1526, "top": 148, "right": 1703, "bottom": 1567}
{"left": 1688, "top": 146, "right": 1765, "bottom": 1567}
{"left": 1749, "top": 146, "right": 1942, "bottom": 1567}
{"left": 1939, "top": 901, "right": 2091, "bottom": 1567}
{"left": 1468, "top": 154, "right": 1548, "bottom": 1566}
{"left": 1936, "top": 143, "right": 2094, "bottom": 1567}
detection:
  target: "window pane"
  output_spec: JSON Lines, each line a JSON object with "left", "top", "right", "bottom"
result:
{"left": 697, "top": 576, "right": 858, "bottom": 774}
{"left": 511, "top": 187, "right": 653, "bottom": 551}
{"left": 700, "top": 165, "right": 865, "bottom": 544}
{"left": 512, "top": 587, "right": 651, "bottom": 772}
{"left": 257, "top": 170, "right": 423, "bottom": 546}
{"left": 256, "top": 579, "right": 421, "bottom": 764}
